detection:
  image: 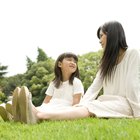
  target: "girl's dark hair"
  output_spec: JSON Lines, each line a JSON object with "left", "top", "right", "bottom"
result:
{"left": 53, "top": 52, "right": 79, "bottom": 88}
{"left": 97, "top": 21, "right": 128, "bottom": 81}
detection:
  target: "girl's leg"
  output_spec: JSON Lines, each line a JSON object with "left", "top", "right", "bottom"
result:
{"left": 37, "top": 106, "right": 91, "bottom": 120}
{"left": 19, "top": 86, "right": 91, "bottom": 123}
{"left": 6, "top": 101, "right": 13, "bottom": 115}
{"left": 0, "top": 104, "right": 11, "bottom": 121}
{"left": 0, "top": 104, "right": 12, "bottom": 121}
{"left": 19, "top": 86, "right": 37, "bottom": 124}
{"left": 12, "top": 87, "right": 21, "bottom": 121}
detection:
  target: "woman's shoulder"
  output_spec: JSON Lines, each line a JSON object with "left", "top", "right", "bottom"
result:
{"left": 125, "top": 48, "right": 140, "bottom": 62}
{"left": 127, "top": 48, "right": 140, "bottom": 56}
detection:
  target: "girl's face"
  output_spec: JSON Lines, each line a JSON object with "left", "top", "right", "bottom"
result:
{"left": 58, "top": 57, "right": 77, "bottom": 75}
{"left": 99, "top": 29, "right": 107, "bottom": 49}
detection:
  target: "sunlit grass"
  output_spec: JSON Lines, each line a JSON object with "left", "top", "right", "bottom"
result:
{"left": 0, "top": 117, "right": 140, "bottom": 140}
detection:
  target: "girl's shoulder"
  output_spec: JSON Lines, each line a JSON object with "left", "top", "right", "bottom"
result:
{"left": 73, "top": 77, "right": 82, "bottom": 83}
{"left": 49, "top": 81, "right": 55, "bottom": 86}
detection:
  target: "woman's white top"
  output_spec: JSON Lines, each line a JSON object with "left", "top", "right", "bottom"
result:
{"left": 79, "top": 48, "right": 140, "bottom": 118}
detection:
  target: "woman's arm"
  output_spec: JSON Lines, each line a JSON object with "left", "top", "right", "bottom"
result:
{"left": 81, "top": 71, "right": 103, "bottom": 102}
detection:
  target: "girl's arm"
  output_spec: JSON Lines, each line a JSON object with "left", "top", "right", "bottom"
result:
{"left": 72, "top": 93, "right": 82, "bottom": 105}
{"left": 43, "top": 95, "right": 52, "bottom": 104}
{"left": 72, "top": 78, "right": 84, "bottom": 105}
{"left": 44, "top": 82, "right": 54, "bottom": 104}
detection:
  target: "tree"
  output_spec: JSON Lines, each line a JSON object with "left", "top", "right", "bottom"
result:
{"left": 26, "top": 56, "right": 35, "bottom": 70}
{"left": 78, "top": 50, "right": 102, "bottom": 92}
{"left": 24, "top": 50, "right": 55, "bottom": 106}
{"left": 1, "top": 74, "right": 24, "bottom": 96}
{"left": 37, "top": 47, "right": 48, "bottom": 62}
{"left": 0, "top": 91, "right": 7, "bottom": 103}
{"left": 0, "top": 63, "right": 8, "bottom": 78}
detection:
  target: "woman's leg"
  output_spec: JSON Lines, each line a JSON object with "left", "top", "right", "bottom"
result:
{"left": 37, "top": 106, "right": 91, "bottom": 120}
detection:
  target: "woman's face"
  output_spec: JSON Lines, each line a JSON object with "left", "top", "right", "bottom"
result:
{"left": 99, "top": 29, "right": 107, "bottom": 49}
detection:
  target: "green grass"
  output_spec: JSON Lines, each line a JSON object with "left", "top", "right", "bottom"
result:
{"left": 0, "top": 117, "right": 140, "bottom": 140}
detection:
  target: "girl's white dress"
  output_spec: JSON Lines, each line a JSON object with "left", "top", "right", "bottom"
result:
{"left": 37, "top": 77, "right": 84, "bottom": 112}
{"left": 79, "top": 48, "right": 140, "bottom": 118}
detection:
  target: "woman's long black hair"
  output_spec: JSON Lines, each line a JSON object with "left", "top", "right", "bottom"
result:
{"left": 97, "top": 21, "right": 128, "bottom": 81}
{"left": 53, "top": 52, "right": 79, "bottom": 88}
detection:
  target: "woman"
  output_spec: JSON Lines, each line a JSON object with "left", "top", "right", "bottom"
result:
{"left": 14, "top": 21, "right": 140, "bottom": 123}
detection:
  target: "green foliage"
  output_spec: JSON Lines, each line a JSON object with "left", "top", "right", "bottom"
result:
{"left": 36, "top": 67, "right": 48, "bottom": 78}
{"left": 0, "top": 74, "right": 24, "bottom": 98}
{"left": 37, "top": 47, "right": 48, "bottom": 62}
{"left": 23, "top": 50, "right": 55, "bottom": 106}
{"left": 0, "top": 63, "right": 8, "bottom": 78}
{"left": 42, "top": 74, "right": 54, "bottom": 85}
{"left": 26, "top": 56, "right": 35, "bottom": 70}
{"left": 0, "top": 91, "right": 7, "bottom": 102}
{"left": 78, "top": 50, "right": 102, "bottom": 91}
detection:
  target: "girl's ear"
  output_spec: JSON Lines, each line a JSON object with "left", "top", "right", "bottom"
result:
{"left": 58, "top": 61, "right": 62, "bottom": 67}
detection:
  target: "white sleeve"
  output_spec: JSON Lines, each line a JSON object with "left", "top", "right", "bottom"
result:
{"left": 45, "top": 82, "right": 54, "bottom": 96}
{"left": 125, "top": 49, "right": 140, "bottom": 117}
{"left": 73, "top": 78, "right": 84, "bottom": 95}
{"left": 81, "top": 70, "right": 103, "bottom": 102}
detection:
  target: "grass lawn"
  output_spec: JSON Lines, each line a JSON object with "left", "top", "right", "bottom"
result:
{"left": 0, "top": 117, "right": 140, "bottom": 140}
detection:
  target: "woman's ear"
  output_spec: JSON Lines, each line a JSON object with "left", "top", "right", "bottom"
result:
{"left": 58, "top": 61, "right": 62, "bottom": 67}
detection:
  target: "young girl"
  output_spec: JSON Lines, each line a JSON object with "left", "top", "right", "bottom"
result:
{"left": 0, "top": 52, "right": 84, "bottom": 122}
{"left": 15, "top": 21, "right": 140, "bottom": 124}
{"left": 35, "top": 52, "right": 84, "bottom": 112}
